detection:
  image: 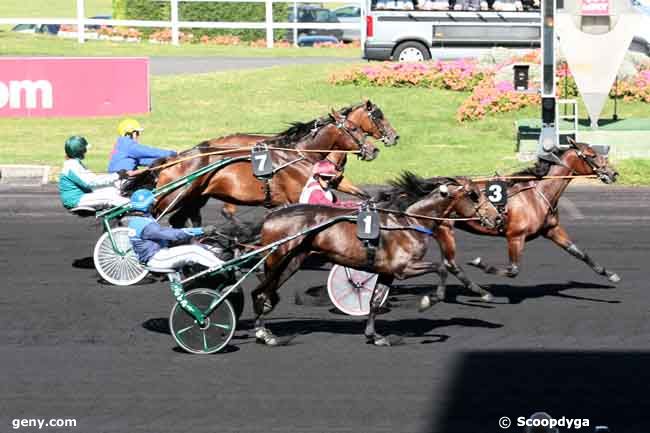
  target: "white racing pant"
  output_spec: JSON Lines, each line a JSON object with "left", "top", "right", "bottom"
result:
{"left": 77, "top": 187, "right": 129, "bottom": 209}
{"left": 147, "top": 245, "right": 224, "bottom": 271}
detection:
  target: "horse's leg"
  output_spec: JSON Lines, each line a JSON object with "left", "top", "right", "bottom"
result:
{"left": 251, "top": 250, "right": 308, "bottom": 346}
{"left": 544, "top": 224, "right": 620, "bottom": 283}
{"left": 431, "top": 226, "right": 493, "bottom": 304}
{"left": 364, "top": 276, "right": 395, "bottom": 346}
{"left": 221, "top": 203, "right": 239, "bottom": 222}
{"left": 468, "top": 234, "right": 525, "bottom": 279}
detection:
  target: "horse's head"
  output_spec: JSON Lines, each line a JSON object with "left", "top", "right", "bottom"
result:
{"left": 438, "top": 178, "right": 501, "bottom": 230}
{"left": 346, "top": 100, "right": 399, "bottom": 146}
{"left": 564, "top": 139, "right": 619, "bottom": 184}
{"left": 329, "top": 110, "right": 379, "bottom": 161}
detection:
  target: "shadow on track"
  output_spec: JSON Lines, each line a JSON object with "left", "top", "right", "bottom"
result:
{"left": 469, "top": 280, "right": 620, "bottom": 305}
{"left": 72, "top": 256, "right": 95, "bottom": 269}
{"left": 432, "top": 351, "right": 650, "bottom": 433}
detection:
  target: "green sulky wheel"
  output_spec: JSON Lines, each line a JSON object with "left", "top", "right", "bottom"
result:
{"left": 169, "top": 288, "right": 236, "bottom": 355}
{"left": 93, "top": 227, "right": 149, "bottom": 286}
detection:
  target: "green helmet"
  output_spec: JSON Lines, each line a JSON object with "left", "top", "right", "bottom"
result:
{"left": 64, "top": 136, "right": 89, "bottom": 159}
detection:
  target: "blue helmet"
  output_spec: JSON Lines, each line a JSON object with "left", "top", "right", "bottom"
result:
{"left": 130, "top": 189, "right": 155, "bottom": 212}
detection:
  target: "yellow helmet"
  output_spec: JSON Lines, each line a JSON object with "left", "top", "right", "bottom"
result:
{"left": 117, "top": 118, "right": 144, "bottom": 136}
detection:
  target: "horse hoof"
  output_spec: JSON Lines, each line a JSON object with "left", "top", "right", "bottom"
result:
{"left": 436, "top": 287, "right": 446, "bottom": 301}
{"left": 468, "top": 257, "right": 482, "bottom": 267}
{"left": 418, "top": 295, "right": 438, "bottom": 312}
{"left": 374, "top": 337, "right": 391, "bottom": 347}
{"left": 255, "top": 327, "right": 278, "bottom": 346}
{"left": 608, "top": 273, "right": 621, "bottom": 283}
{"left": 481, "top": 293, "right": 494, "bottom": 302}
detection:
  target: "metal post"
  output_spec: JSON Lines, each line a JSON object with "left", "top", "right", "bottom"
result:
{"left": 171, "top": 0, "right": 180, "bottom": 46}
{"left": 76, "top": 0, "right": 85, "bottom": 44}
{"left": 538, "top": 0, "right": 558, "bottom": 156}
{"left": 265, "top": 0, "right": 274, "bottom": 48}
{"left": 293, "top": 1, "right": 298, "bottom": 48}
{"left": 360, "top": 0, "right": 366, "bottom": 56}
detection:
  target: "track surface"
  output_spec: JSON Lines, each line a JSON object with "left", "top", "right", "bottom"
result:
{"left": 1, "top": 185, "right": 649, "bottom": 433}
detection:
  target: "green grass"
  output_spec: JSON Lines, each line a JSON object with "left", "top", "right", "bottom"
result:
{"left": 0, "top": 0, "right": 112, "bottom": 18}
{"left": 0, "top": 62, "right": 648, "bottom": 185}
{"left": 0, "top": 0, "right": 112, "bottom": 32}
{"left": 0, "top": 33, "right": 361, "bottom": 57}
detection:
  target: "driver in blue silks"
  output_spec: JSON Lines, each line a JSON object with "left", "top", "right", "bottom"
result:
{"left": 127, "top": 189, "right": 224, "bottom": 270}
{"left": 108, "top": 118, "right": 177, "bottom": 173}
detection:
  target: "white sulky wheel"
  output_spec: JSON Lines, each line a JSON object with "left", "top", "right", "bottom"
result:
{"left": 327, "top": 265, "right": 389, "bottom": 316}
{"left": 93, "top": 227, "right": 149, "bottom": 286}
{"left": 169, "top": 288, "right": 236, "bottom": 354}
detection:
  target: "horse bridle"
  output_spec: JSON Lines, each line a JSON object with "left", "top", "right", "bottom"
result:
{"left": 573, "top": 147, "right": 611, "bottom": 181}
{"left": 334, "top": 118, "right": 373, "bottom": 161}
{"left": 440, "top": 182, "right": 496, "bottom": 229}
{"left": 367, "top": 105, "right": 391, "bottom": 144}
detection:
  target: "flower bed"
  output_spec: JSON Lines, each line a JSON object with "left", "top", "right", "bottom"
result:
{"left": 149, "top": 29, "right": 195, "bottom": 44}
{"left": 329, "top": 59, "right": 485, "bottom": 91}
{"left": 97, "top": 26, "right": 142, "bottom": 42}
{"left": 330, "top": 48, "right": 650, "bottom": 122}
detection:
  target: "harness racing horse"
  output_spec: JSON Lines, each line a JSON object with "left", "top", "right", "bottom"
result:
{"left": 432, "top": 141, "right": 620, "bottom": 303}
{"left": 250, "top": 173, "right": 499, "bottom": 347}
{"left": 122, "top": 111, "right": 378, "bottom": 228}
{"left": 197, "top": 100, "right": 399, "bottom": 221}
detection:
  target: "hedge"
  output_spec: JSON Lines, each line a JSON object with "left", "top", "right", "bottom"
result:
{"left": 117, "top": 0, "right": 288, "bottom": 41}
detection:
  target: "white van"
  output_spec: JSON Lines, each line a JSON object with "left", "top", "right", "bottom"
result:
{"left": 364, "top": 0, "right": 541, "bottom": 61}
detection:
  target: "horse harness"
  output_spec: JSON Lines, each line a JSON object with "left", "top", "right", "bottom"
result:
{"left": 252, "top": 119, "right": 365, "bottom": 208}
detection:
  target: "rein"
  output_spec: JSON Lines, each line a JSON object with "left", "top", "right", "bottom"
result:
{"left": 135, "top": 146, "right": 362, "bottom": 173}
{"left": 472, "top": 174, "right": 598, "bottom": 181}
{"left": 373, "top": 207, "right": 483, "bottom": 222}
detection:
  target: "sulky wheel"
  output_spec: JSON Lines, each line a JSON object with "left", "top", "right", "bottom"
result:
{"left": 93, "top": 227, "right": 149, "bottom": 286}
{"left": 169, "top": 288, "right": 236, "bottom": 354}
{"left": 326, "top": 265, "right": 389, "bottom": 316}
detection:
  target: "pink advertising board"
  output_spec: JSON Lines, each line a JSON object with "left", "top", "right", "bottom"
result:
{"left": 581, "top": 0, "right": 610, "bottom": 15}
{"left": 0, "top": 57, "right": 149, "bottom": 117}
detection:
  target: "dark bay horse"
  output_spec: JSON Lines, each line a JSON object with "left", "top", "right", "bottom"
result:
{"left": 123, "top": 111, "right": 377, "bottom": 228}
{"left": 196, "top": 100, "right": 399, "bottom": 220}
{"left": 433, "top": 141, "right": 620, "bottom": 302}
{"left": 250, "top": 173, "right": 500, "bottom": 347}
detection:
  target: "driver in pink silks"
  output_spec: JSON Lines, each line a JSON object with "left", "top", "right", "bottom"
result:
{"left": 299, "top": 160, "right": 359, "bottom": 208}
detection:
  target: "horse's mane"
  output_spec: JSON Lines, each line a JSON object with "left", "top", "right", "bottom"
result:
{"left": 376, "top": 171, "right": 459, "bottom": 211}
{"left": 261, "top": 116, "right": 336, "bottom": 148}
{"left": 507, "top": 160, "right": 552, "bottom": 185}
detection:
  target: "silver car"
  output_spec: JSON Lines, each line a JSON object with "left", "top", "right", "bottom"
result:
{"left": 333, "top": 5, "right": 362, "bottom": 42}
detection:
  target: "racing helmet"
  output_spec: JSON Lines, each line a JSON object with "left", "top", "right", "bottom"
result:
{"left": 312, "top": 160, "right": 338, "bottom": 178}
{"left": 64, "top": 136, "right": 89, "bottom": 159}
{"left": 130, "top": 189, "right": 155, "bottom": 212}
{"left": 118, "top": 118, "right": 144, "bottom": 137}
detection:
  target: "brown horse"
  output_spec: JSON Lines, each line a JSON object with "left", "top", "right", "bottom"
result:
{"left": 123, "top": 111, "right": 377, "bottom": 227}
{"left": 195, "top": 100, "right": 399, "bottom": 220}
{"left": 250, "top": 173, "right": 500, "bottom": 347}
{"left": 432, "top": 141, "right": 620, "bottom": 303}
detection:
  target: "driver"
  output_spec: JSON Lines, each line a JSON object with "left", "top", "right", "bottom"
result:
{"left": 127, "top": 189, "right": 224, "bottom": 270}
{"left": 108, "top": 118, "right": 177, "bottom": 173}
{"left": 299, "top": 160, "right": 359, "bottom": 208}
{"left": 59, "top": 135, "right": 133, "bottom": 210}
